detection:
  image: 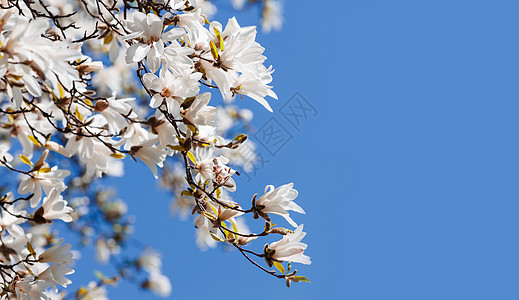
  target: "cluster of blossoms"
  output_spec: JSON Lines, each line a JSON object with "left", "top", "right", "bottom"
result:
{"left": 0, "top": 0, "right": 306, "bottom": 298}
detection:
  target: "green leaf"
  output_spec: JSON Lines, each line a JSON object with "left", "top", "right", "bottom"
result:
{"left": 293, "top": 276, "right": 311, "bottom": 283}
{"left": 110, "top": 153, "right": 126, "bottom": 159}
{"left": 27, "top": 241, "right": 36, "bottom": 258}
{"left": 214, "top": 27, "right": 224, "bottom": 51}
{"left": 210, "top": 41, "right": 219, "bottom": 60}
{"left": 210, "top": 232, "right": 225, "bottom": 242}
{"left": 167, "top": 144, "right": 185, "bottom": 151}
{"left": 38, "top": 167, "right": 51, "bottom": 173}
{"left": 273, "top": 261, "right": 285, "bottom": 274}
{"left": 187, "top": 152, "right": 197, "bottom": 165}
{"left": 27, "top": 135, "right": 42, "bottom": 147}
{"left": 19, "top": 154, "right": 32, "bottom": 167}
{"left": 24, "top": 263, "right": 34, "bottom": 276}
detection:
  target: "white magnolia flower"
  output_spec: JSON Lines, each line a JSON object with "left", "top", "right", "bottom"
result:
{"left": 0, "top": 13, "right": 81, "bottom": 94}
{"left": 265, "top": 224, "right": 311, "bottom": 265}
{"left": 130, "top": 140, "right": 167, "bottom": 179}
{"left": 231, "top": 0, "right": 247, "bottom": 9}
{"left": 65, "top": 125, "right": 123, "bottom": 178}
{"left": 122, "top": 121, "right": 155, "bottom": 150}
{"left": 176, "top": 11, "right": 209, "bottom": 45}
{"left": 197, "top": 0, "right": 217, "bottom": 18}
{"left": 137, "top": 248, "right": 162, "bottom": 274}
{"left": 213, "top": 155, "right": 237, "bottom": 192}
{"left": 0, "top": 142, "right": 13, "bottom": 163}
{"left": 255, "top": 183, "right": 304, "bottom": 227}
{"left": 161, "top": 44, "right": 195, "bottom": 76}
{"left": 39, "top": 239, "right": 74, "bottom": 265}
{"left": 94, "top": 93, "right": 136, "bottom": 134}
{"left": 124, "top": 12, "right": 184, "bottom": 72}
{"left": 10, "top": 112, "right": 54, "bottom": 157}
{"left": 183, "top": 92, "right": 217, "bottom": 127}
{"left": 36, "top": 188, "right": 73, "bottom": 223}
{"left": 167, "top": 0, "right": 186, "bottom": 10}
{"left": 143, "top": 70, "right": 201, "bottom": 114}
{"left": 82, "top": 281, "right": 109, "bottom": 300}
{"left": 261, "top": 0, "right": 284, "bottom": 33}
{"left": 18, "top": 165, "right": 71, "bottom": 208}
{"left": 193, "top": 145, "right": 216, "bottom": 182}
{"left": 44, "top": 290, "right": 66, "bottom": 300}
{"left": 96, "top": 238, "right": 110, "bottom": 264}
{"left": 233, "top": 65, "right": 278, "bottom": 112}
{"left": 198, "top": 17, "right": 277, "bottom": 111}
{"left": 38, "top": 263, "right": 74, "bottom": 291}
{"left": 14, "top": 276, "right": 49, "bottom": 300}
{"left": 93, "top": 49, "right": 137, "bottom": 96}
{"left": 192, "top": 144, "right": 237, "bottom": 191}
{"left": 1, "top": 227, "right": 27, "bottom": 261}
{"left": 144, "top": 272, "right": 172, "bottom": 298}
{"left": 0, "top": 193, "right": 26, "bottom": 235}
{"left": 148, "top": 116, "right": 178, "bottom": 147}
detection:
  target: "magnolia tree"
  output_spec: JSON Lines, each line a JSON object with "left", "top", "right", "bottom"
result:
{"left": 0, "top": 0, "right": 310, "bottom": 298}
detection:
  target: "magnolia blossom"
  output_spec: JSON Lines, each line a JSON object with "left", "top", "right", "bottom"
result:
{"left": 261, "top": 0, "right": 284, "bottom": 33}
{"left": 124, "top": 12, "right": 184, "bottom": 72}
{"left": 161, "top": 44, "right": 195, "bottom": 75}
{"left": 35, "top": 188, "right": 73, "bottom": 223}
{"left": 93, "top": 49, "right": 137, "bottom": 96}
{"left": 183, "top": 93, "right": 218, "bottom": 127}
{"left": 255, "top": 183, "right": 305, "bottom": 227}
{"left": 144, "top": 272, "right": 172, "bottom": 298}
{"left": 213, "top": 155, "right": 237, "bottom": 192}
{"left": 65, "top": 127, "right": 124, "bottom": 178}
{"left": 38, "top": 239, "right": 74, "bottom": 265}
{"left": 265, "top": 224, "right": 311, "bottom": 266}
{"left": 195, "top": 216, "right": 218, "bottom": 251}
{"left": 14, "top": 276, "right": 49, "bottom": 300}
{"left": 215, "top": 200, "right": 244, "bottom": 222}
{"left": 94, "top": 94, "right": 137, "bottom": 135}
{"left": 95, "top": 237, "right": 121, "bottom": 264}
{"left": 38, "top": 263, "right": 74, "bottom": 291}
{"left": 81, "top": 282, "right": 109, "bottom": 300}
{"left": 0, "top": 193, "right": 26, "bottom": 235}
{"left": 137, "top": 248, "right": 162, "bottom": 274}
{"left": 0, "top": 0, "right": 306, "bottom": 295}
{"left": 231, "top": 0, "right": 247, "bottom": 10}
{"left": 148, "top": 116, "right": 178, "bottom": 147}
{"left": 197, "top": 17, "right": 277, "bottom": 111}
{"left": 193, "top": 145, "right": 236, "bottom": 191}
{"left": 142, "top": 70, "right": 201, "bottom": 114}
{"left": 18, "top": 165, "right": 71, "bottom": 208}
{"left": 130, "top": 140, "right": 167, "bottom": 179}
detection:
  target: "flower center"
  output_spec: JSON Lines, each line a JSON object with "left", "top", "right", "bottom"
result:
{"left": 160, "top": 88, "right": 172, "bottom": 98}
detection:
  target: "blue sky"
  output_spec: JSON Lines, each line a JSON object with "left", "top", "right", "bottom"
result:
{"left": 70, "top": 1, "right": 519, "bottom": 299}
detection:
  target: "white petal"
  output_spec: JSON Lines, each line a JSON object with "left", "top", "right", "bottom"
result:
{"left": 126, "top": 43, "right": 150, "bottom": 63}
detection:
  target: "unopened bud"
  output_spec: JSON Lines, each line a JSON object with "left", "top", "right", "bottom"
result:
{"left": 78, "top": 61, "right": 103, "bottom": 75}
{"left": 269, "top": 227, "right": 290, "bottom": 235}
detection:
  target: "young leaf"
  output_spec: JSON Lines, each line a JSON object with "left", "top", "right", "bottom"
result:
{"left": 19, "top": 154, "right": 32, "bottom": 166}
{"left": 27, "top": 241, "right": 36, "bottom": 258}
{"left": 27, "top": 135, "right": 42, "bottom": 147}
{"left": 210, "top": 41, "right": 219, "bottom": 60}
{"left": 273, "top": 261, "right": 285, "bottom": 274}
{"left": 187, "top": 152, "right": 197, "bottom": 165}
{"left": 110, "top": 153, "right": 126, "bottom": 159}
{"left": 293, "top": 276, "right": 311, "bottom": 283}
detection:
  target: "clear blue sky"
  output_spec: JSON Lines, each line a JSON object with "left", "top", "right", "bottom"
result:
{"left": 71, "top": 1, "right": 519, "bottom": 299}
